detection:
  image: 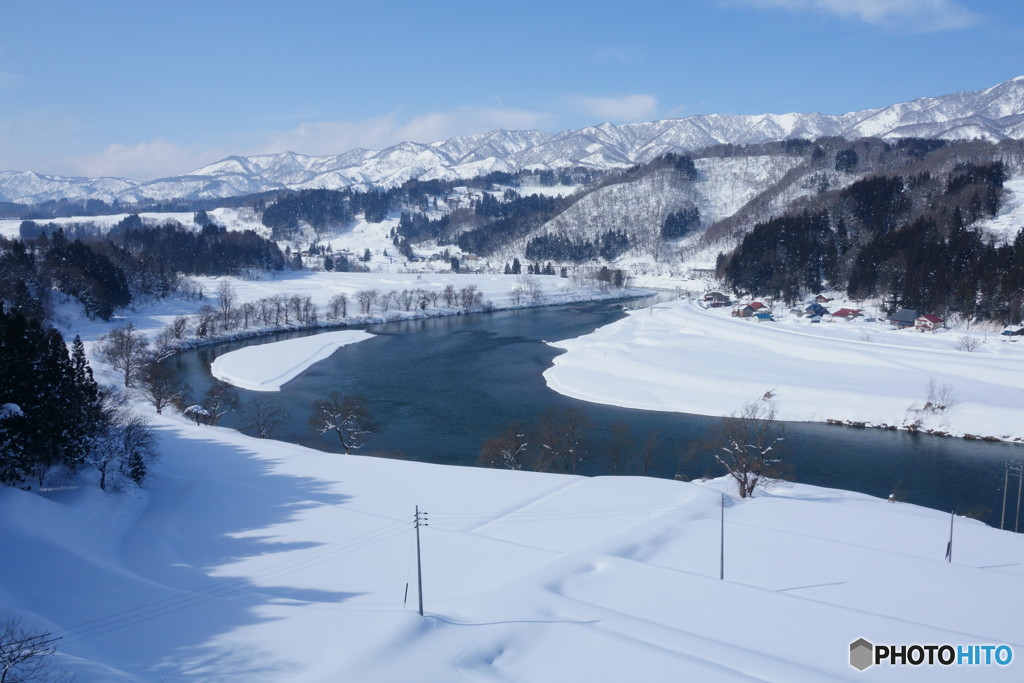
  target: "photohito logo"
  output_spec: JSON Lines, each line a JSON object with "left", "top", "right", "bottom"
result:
{"left": 850, "top": 638, "right": 1013, "bottom": 671}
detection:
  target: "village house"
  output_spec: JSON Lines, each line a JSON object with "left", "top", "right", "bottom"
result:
{"left": 915, "top": 314, "right": 944, "bottom": 332}
{"left": 703, "top": 292, "right": 731, "bottom": 308}
{"left": 888, "top": 309, "right": 919, "bottom": 329}
{"left": 815, "top": 294, "right": 833, "bottom": 304}
{"left": 805, "top": 302, "right": 829, "bottom": 318}
{"left": 733, "top": 301, "right": 767, "bottom": 318}
{"left": 831, "top": 308, "right": 863, "bottom": 320}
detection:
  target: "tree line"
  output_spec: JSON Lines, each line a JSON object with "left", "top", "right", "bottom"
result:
{"left": 477, "top": 398, "right": 786, "bottom": 499}
{"left": 0, "top": 302, "right": 157, "bottom": 491}
{"left": 722, "top": 159, "right": 1024, "bottom": 322}
{"left": 0, "top": 214, "right": 285, "bottom": 324}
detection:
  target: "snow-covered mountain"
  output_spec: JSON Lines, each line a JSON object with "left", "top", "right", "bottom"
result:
{"left": 4, "top": 77, "right": 1024, "bottom": 204}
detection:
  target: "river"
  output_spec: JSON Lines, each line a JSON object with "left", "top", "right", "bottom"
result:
{"left": 167, "top": 296, "right": 1022, "bottom": 529}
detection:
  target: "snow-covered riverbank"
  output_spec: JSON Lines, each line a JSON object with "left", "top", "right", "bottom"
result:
{"left": 210, "top": 330, "right": 375, "bottom": 391}
{"left": 544, "top": 298, "right": 1024, "bottom": 442}
{"left": 5, "top": 273, "right": 1024, "bottom": 680}
{"left": 3, "top": 410, "right": 1022, "bottom": 681}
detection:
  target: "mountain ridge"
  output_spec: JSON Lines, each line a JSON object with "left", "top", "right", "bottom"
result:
{"left": 3, "top": 77, "right": 1024, "bottom": 205}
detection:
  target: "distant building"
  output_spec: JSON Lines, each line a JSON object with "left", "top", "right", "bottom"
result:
{"left": 805, "top": 302, "right": 829, "bottom": 317}
{"left": 832, "top": 308, "right": 863, "bottom": 320}
{"left": 915, "top": 314, "right": 944, "bottom": 332}
{"left": 734, "top": 301, "right": 768, "bottom": 318}
{"left": 703, "top": 292, "right": 731, "bottom": 307}
{"left": 888, "top": 309, "right": 919, "bottom": 328}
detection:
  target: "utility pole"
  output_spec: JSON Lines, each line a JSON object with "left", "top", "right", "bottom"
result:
{"left": 1017, "top": 466, "right": 1023, "bottom": 534}
{"left": 945, "top": 510, "right": 954, "bottom": 563}
{"left": 415, "top": 506, "right": 428, "bottom": 617}
{"left": 1000, "top": 461, "right": 1024, "bottom": 531}
{"left": 720, "top": 492, "right": 725, "bottom": 580}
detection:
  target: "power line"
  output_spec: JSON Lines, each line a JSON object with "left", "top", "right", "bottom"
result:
{"left": 47, "top": 498, "right": 719, "bottom": 645}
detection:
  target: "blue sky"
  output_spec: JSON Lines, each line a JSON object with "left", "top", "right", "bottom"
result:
{"left": 2, "top": 0, "right": 1023, "bottom": 180}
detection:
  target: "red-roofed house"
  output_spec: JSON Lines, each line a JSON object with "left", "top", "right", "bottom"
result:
{"left": 832, "top": 308, "right": 863, "bottom": 320}
{"left": 733, "top": 302, "right": 768, "bottom": 318}
{"left": 915, "top": 314, "right": 944, "bottom": 332}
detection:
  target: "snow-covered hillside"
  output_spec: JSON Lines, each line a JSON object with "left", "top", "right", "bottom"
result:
{"left": 5, "top": 76, "right": 1024, "bottom": 203}
{"left": 3, "top": 412, "right": 1022, "bottom": 681}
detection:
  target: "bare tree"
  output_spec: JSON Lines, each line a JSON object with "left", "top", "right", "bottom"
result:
{"left": 201, "top": 381, "right": 239, "bottom": 426}
{"left": 379, "top": 290, "right": 396, "bottom": 313}
{"left": 216, "top": 280, "right": 237, "bottom": 330}
{"left": 133, "top": 363, "right": 187, "bottom": 414}
{"left": 97, "top": 322, "right": 151, "bottom": 386}
{"left": 309, "top": 392, "right": 374, "bottom": 453}
{"left": 924, "top": 377, "right": 958, "bottom": 413}
{"left": 637, "top": 431, "right": 659, "bottom": 476}
{"left": 0, "top": 618, "right": 65, "bottom": 683}
{"left": 708, "top": 400, "right": 786, "bottom": 498}
{"left": 604, "top": 423, "right": 635, "bottom": 475}
{"left": 195, "top": 304, "right": 219, "bottom": 338}
{"left": 169, "top": 315, "right": 190, "bottom": 339}
{"left": 459, "top": 285, "right": 482, "bottom": 311}
{"left": 326, "top": 293, "right": 348, "bottom": 321}
{"left": 398, "top": 289, "right": 415, "bottom": 311}
{"left": 478, "top": 421, "right": 530, "bottom": 470}
{"left": 355, "top": 289, "right": 379, "bottom": 315}
{"left": 535, "top": 407, "right": 592, "bottom": 474}
{"left": 239, "top": 397, "right": 287, "bottom": 439}
{"left": 957, "top": 335, "right": 980, "bottom": 352}
{"left": 84, "top": 394, "right": 159, "bottom": 491}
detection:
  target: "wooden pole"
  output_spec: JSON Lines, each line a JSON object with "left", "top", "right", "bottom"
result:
{"left": 1016, "top": 468, "right": 1023, "bottom": 534}
{"left": 946, "top": 510, "right": 954, "bottom": 563}
{"left": 1002, "top": 462, "right": 1010, "bottom": 530}
{"left": 720, "top": 492, "right": 725, "bottom": 580}
{"left": 415, "top": 506, "right": 426, "bottom": 617}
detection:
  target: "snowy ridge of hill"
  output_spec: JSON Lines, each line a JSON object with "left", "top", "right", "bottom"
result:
{"left": 4, "top": 77, "right": 1024, "bottom": 204}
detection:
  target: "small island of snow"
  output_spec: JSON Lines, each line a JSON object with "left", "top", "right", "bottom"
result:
{"left": 210, "top": 330, "right": 374, "bottom": 391}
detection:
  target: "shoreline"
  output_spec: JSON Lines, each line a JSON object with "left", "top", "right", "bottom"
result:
{"left": 543, "top": 298, "right": 1024, "bottom": 446}
{"left": 151, "top": 284, "right": 651, "bottom": 362}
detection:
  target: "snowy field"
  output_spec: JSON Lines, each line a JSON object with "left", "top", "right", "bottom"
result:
{"left": 2, "top": 412, "right": 1022, "bottom": 681}
{"left": 545, "top": 298, "right": 1024, "bottom": 441}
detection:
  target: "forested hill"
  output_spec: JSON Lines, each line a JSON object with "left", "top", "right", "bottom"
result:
{"left": 3, "top": 136, "right": 1023, "bottom": 325}
{"left": 245, "top": 136, "right": 1024, "bottom": 323}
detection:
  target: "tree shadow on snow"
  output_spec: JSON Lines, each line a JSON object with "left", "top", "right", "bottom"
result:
{"left": 55, "top": 421, "right": 380, "bottom": 680}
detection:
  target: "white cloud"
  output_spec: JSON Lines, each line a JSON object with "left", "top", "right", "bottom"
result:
{"left": 72, "top": 139, "right": 208, "bottom": 180}
{"left": 569, "top": 94, "right": 659, "bottom": 122}
{"left": 731, "top": 0, "right": 982, "bottom": 31}
{"left": 255, "top": 106, "right": 558, "bottom": 156}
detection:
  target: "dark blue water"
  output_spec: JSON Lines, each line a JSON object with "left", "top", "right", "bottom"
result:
{"left": 167, "top": 298, "right": 1021, "bottom": 528}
